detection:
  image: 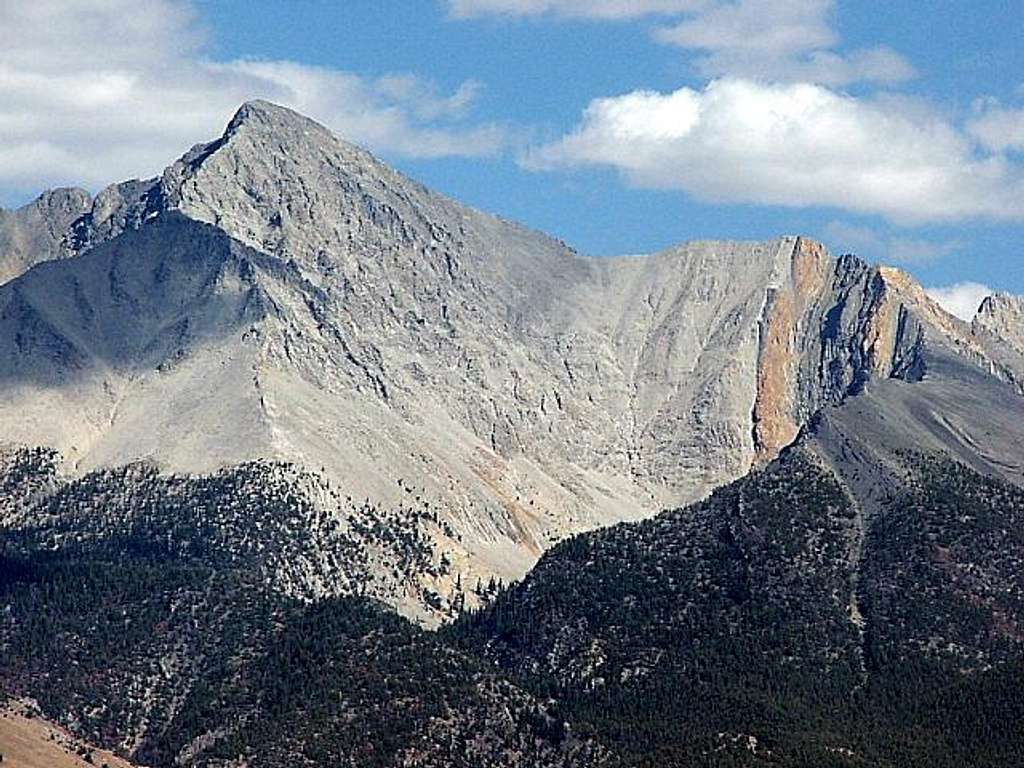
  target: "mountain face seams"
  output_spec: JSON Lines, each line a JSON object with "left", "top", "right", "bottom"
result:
{"left": 0, "top": 187, "right": 92, "bottom": 285}
{"left": 3, "top": 100, "right": 1024, "bottom": 766}
{"left": 1, "top": 100, "right": 1023, "bottom": 620}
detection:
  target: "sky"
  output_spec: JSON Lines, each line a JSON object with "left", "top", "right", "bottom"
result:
{"left": 1, "top": 1, "right": 1022, "bottom": 318}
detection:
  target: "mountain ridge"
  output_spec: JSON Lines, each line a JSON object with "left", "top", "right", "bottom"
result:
{"left": 0, "top": 187, "right": 92, "bottom": 284}
{"left": 2, "top": 100, "right": 1022, "bottom": 619}
{"left": 3, "top": 100, "right": 1024, "bottom": 768}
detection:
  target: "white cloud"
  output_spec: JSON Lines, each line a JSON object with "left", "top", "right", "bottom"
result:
{"left": 527, "top": 78, "right": 1024, "bottom": 223}
{"left": 968, "top": 105, "right": 1024, "bottom": 153}
{"left": 823, "top": 222, "right": 961, "bottom": 265}
{"left": 374, "top": 75, "right": 483, "bottom": 120}
{"left": 655, "top": 0, "right": 835, "bottom": 58}
{"left": 888, "top": 237, "right": 961, "bottom": 265}
{"left": 926, "top": 282, "right": 993, "bottom": 321}
{"left": 652, "top": 0, "right": 914, "bottom": 85}
{"left": 447, "top": 0, "right": 705, "bottom": 19}
{"left": 452, "top": 0, "right": 914, "bottom": 86}
{"left": 0, "top": 0, "right": 504, "bottom": 197}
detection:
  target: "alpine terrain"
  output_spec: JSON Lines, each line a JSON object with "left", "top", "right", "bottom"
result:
{"left": 2, "top": 101, "right": 1023, "bottom": 767}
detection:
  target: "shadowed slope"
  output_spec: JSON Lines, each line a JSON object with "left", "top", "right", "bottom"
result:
{"left": 453, "top": 446, "right": 1024, "bottom": 766}
{"left": 0, "top": 188, "right": 91, "bottom": 285}
{"left": 1, "top": 101, "right": 1022, "bottom": 618}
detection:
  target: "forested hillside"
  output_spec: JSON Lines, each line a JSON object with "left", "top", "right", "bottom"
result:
{"left": 1, "top": 523, "right": 603, "bottom": 766}
{"left": 4, "top": 442, "right": 1024, "bottom": 766}
{"left": 452, "top": 450, "right": 1024, "bottom": 767}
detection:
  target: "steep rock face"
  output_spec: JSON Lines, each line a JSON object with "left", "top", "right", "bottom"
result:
{"left": 0, "top": 188, "right": 92, "bottom": 285}
{"left": 2, "top": 101, "right": 1023, "bottom": 618}
{"left": 976, "top": 293, "right": 1024, "bottom": 354}
{"left": 974, "top": 293, "right": 1024, "bottom": 387}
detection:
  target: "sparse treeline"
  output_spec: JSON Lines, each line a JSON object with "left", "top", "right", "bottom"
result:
{"left": 449, "top": 451, "right": 1024, "bottom": 767}
{"left": 3, "top": 447, "right": 1024, "bottom": 766}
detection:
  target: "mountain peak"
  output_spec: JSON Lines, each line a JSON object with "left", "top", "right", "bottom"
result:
{"left": 234, "top": 98, "right": 291, "bottom": 118}
{"left": 0, "top": 185, "right": 92, "bottom": 284}
{"left": 977, "top": 291, "right": 1023, "bottom": 317}
{"left": 120, "top": 98, "right": 414, "bottom": 266}
{"left": 63, "top": 101, "right": 378, "bottom": 259}
{"left": 974, "top": 291, "right": 1024, "bottom": 356}
{"left": 224, "top": 99, "right": 333, "bottom": 141}
{"left": 31, "top": 187, "right": 92, "bottom": 215}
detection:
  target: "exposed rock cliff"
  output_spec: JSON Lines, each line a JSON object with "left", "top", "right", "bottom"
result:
{"left": 976, "top": 292, "right": 1024, "bottom": 355}
{"left": 0, "top": 187, "right": 92, "bottom": 284}
{"left": 973, "top": 293, "right": 1024, "bottom": 386}
{"left": 1, "top": 101, "right": 1021, "bottom": 618}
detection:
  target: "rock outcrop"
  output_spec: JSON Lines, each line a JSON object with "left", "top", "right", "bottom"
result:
{"left": 1, "top": 101, "right": 1022, "bottom": 619}
{"left": 974, "top": 293, "right": 1024, "bottom": 383}
{"left": 0, "top": 187, "right": 92, "bottom": 284}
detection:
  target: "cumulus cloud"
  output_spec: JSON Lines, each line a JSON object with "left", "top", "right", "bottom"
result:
{"left": 926, "top": 282, "right": 993, "bottom": 322}
{"left": 652, "top": 0, "right": 914, "bottom": 85}
{"left": 968, "top": 105, "right": 1024, "bottom": 153}
{"left": 527, "top": 78, "right": 1024, "bottom": 223}
{"left": 823, "top": 222, "right": 961, "bottom": 265}
{"left": 447, "top": 0, "right": 704, "bottom": 19}
{"left": 0, "top": 0, "right": 504, "bottom": 198}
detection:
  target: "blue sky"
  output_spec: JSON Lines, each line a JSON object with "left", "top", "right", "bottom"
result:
{"left": 1, "top": 1, "right": 1022, "bottom": 316}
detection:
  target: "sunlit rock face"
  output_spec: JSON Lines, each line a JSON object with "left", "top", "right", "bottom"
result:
{"left": 1, "top": 100, "right": 1021, "bottom": 620}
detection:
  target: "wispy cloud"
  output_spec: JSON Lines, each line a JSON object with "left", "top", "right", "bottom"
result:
{"left": 969, "top": 103, "right": 1024, "bottom": 153}
{"left": 0, "top": 0, "right": 505, "bottom": 196}
{"left": 653, "top": 0, "right": 914, "bottom": 85}
{"left": 452, "top": 0, "right": 914, "bottom": 86}
{"left": 526, "top": 79, "right": 1024, "bottom": 224}
{"left": 888, "top": 237, "right": 962, "bottom": 265}
{"left": 447, "top": 0, "right": 704, "bottom": 19}
{"left": 926, "top": 282, "right": 993, "bottom": 321}
{"left": 824, "top": 222, "right": 961, "bottom": 265}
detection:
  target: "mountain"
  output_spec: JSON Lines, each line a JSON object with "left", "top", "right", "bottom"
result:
{"left": 2, "top": 100, "right": 1022, "bottom": 621}
{"left": 452, "top": 446, "right": 1024, "bottom": 767}
{"left": 0, "top": 187, "right": 91, "bottom": 284}
{"left": 3, "top": 100, "right": 1024, "bottom": 767}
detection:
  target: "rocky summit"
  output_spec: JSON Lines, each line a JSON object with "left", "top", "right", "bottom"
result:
{"left": 1, "top": 101, "right": 1023, "bottom": 622}
{"left": 3, "top": 101, "right": 1024, "bottom": 768}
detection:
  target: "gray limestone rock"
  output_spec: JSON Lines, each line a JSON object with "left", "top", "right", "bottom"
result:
{"left": 0, "top": 187, "right": 92, "bottom": 284}
{"left": 1, "top": 100, "right": 1022, "bottom": 619}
